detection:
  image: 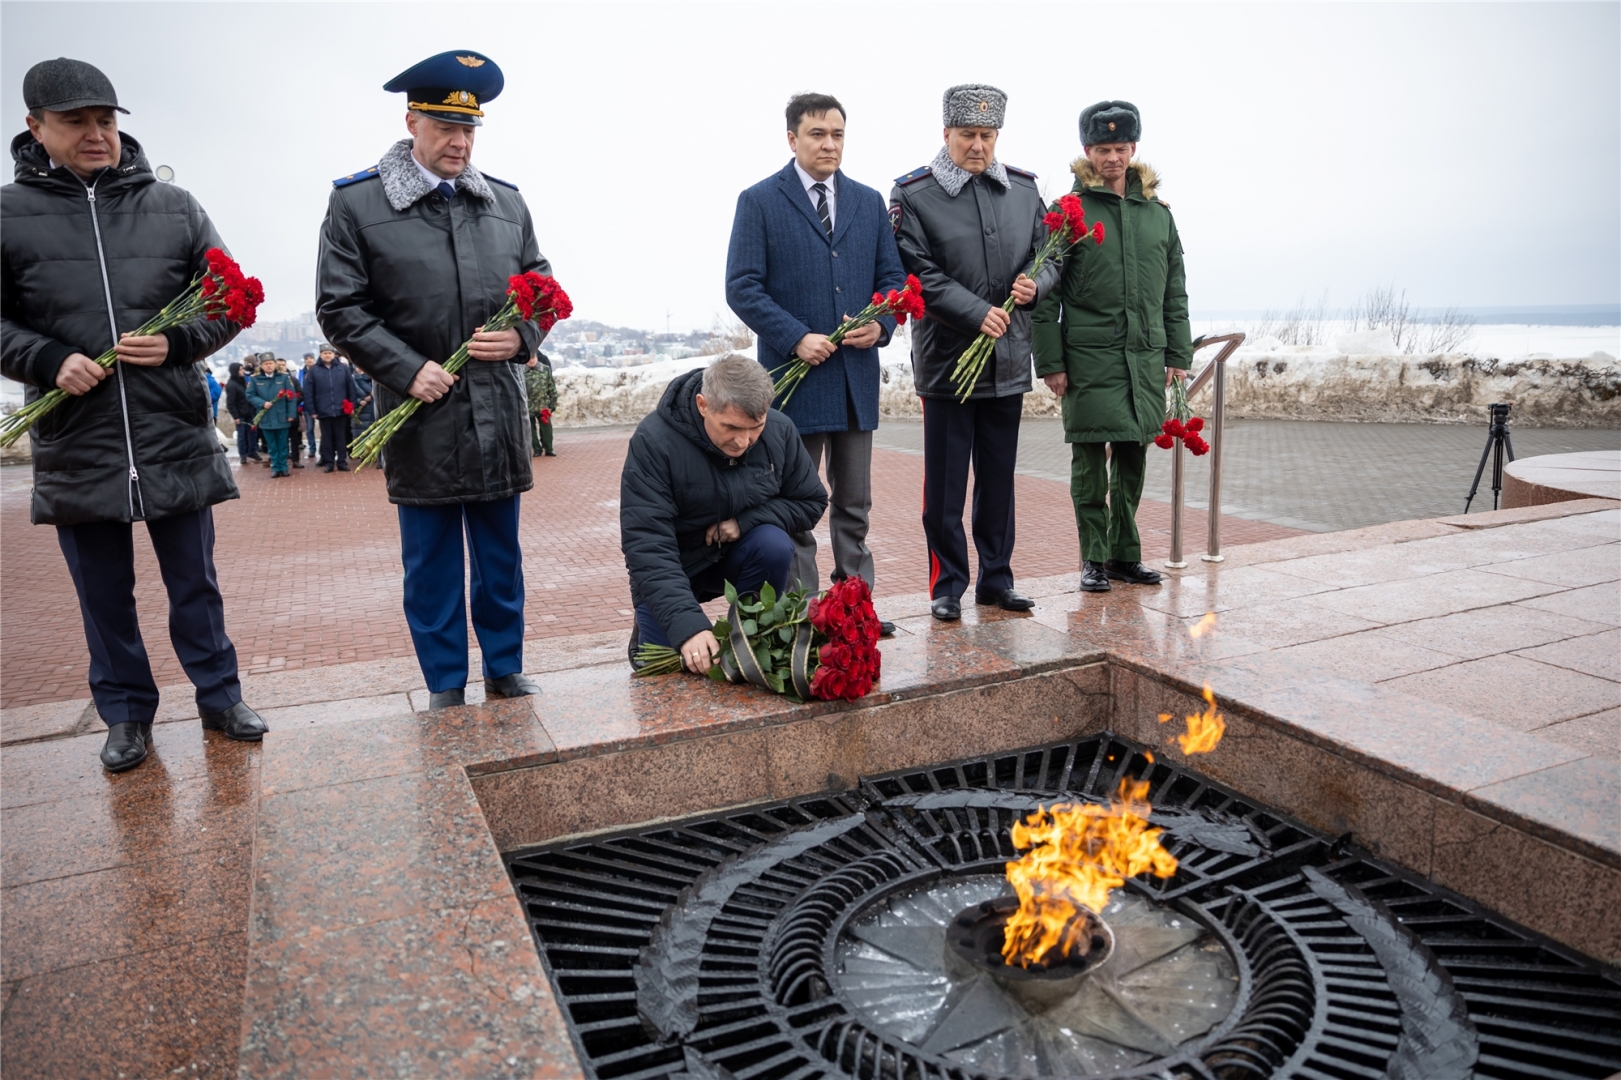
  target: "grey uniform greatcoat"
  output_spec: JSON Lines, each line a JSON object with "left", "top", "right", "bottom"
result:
{"left": 888, "top": 160, "right": 1062, "bottom": 399}
{"left": 316, "top": 139, "right": 549, "bottom": 506}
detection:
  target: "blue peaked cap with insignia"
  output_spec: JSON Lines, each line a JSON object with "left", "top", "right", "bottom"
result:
{"left": 383, "top": 50, "right": 503, "bottom": 127}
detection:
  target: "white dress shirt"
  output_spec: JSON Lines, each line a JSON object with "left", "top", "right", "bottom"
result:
{"left": 793, "top": 160, "right": 836, "bottom": 231}
{"left": 413, "top": 152, "right": 455, "bottom": 193}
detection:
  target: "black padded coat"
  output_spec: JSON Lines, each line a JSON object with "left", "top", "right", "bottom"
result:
{"left": 1, "top": 132, "right": 240, "bottom": 525}
{"left": 888, "top": 164, "right": 1062, "bottom": 400}
{"left": 620, "top": 368, "right": 828, "bottom": 650}
{"left": 316, "top": 140, "right": 549, "bottom": 506}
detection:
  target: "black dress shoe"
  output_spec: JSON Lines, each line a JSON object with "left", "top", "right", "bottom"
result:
{"left": 1080, "top": 561, "right": 1112, "bottom": 593}
{"left": 484, "top": 672, "right": 540, "bottom": 699}
{"left": 544, "top": 450, "right": 557, "bottom": 457}
{"left": 291, "top": 462, "right": 305, "bottom": 469}
{"left": 879, "top": 620, "right": 896, "bottom": 638}
{"left": 975, "top": 588, "right": 1035, "bottom": 611}
{"left": 101, "top": 722, "right": 152, "bottom": 772}
{"left": 323, "top": 465, "right": 335, "bottom": 473}
{"left": 1105, "top": 559, "right": 1164, "bottom": 586}
{"left": 200, "top": 701, "right": 268, "bottom": 741}
{"left": 336, "top": 461, "right": 349, "bottom": 472}
{"left": 428, "top": 688, "right": 466, "bottom": 709}
{"left": 931, "top": 596, "right": 962, "bottom": 621}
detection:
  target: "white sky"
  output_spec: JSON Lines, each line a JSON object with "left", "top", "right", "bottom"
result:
{"left": 3, "top": 1, "right": 1617, "bottom": 329}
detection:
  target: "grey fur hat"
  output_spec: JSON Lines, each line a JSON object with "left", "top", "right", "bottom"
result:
{"left": 943, "top": 84, "right": 1006, "bottom": 129}
{"left": 1080, "top": 100, "right": 1140, "bottom": 145}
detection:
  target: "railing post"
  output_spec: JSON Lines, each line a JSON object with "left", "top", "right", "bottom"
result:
{"left": 1203, "top": 354, "right": 1228, "bottom": 564}
{"left": 1166, "top": 443, "right": 1187, "bottom": 568}
{"left": 1164, "top": 333, "right": 1244, "bottom": 570}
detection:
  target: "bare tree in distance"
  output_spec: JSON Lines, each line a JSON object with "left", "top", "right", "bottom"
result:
{"left": 1419, "top": 306, "right": 1476, "bottom": 354}
{"left": 703, "top": 316, "right": 754, "bottom": 356}
{"left": 1353, "top": 284, "right": 1413, "bottom": 352}
{"left": 1254, "top": 292, "right": 1332, "bottom": 346}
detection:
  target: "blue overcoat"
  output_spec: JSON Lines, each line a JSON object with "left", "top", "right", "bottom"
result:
{"left": 724, "top": 161, "right": 906, "bottom": 435}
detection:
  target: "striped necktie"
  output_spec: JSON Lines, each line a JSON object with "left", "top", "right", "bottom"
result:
{"left": 811, "top": 181, "right": 832, "bottom": 238}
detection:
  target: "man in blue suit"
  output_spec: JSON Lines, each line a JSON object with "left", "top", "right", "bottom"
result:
{"left": 726, "top": 93, "right": 905, "bottom": 633}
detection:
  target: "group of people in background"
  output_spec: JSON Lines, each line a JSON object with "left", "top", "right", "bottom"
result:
{"left": 221, "top": 345, "right": 372, "bottom": 475}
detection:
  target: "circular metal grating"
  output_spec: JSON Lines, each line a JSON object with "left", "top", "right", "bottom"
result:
{"left": 505, "top": 734, "right": 1621, "bottom": 1080}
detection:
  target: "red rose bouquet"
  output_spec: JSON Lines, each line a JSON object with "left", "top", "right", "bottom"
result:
{"left": 1153, "top": 376, "right": 1208, "bottom": 456}
{"left": 948, "top": 194, "right": 1103, "bottom": 402}
{"left": 634, "top": 577, "right": 882, "bottom": 703}
{"left": 770, "top": 275, "right": 925, "bottom": 407}
{"left": 539, "top": 407, "right": 552, "bottom": 425}
{"left": 341, "top": 398, "right": 355, "bottom": 416}
{"left": 349, "top": 272, "right": 571, "bottom": 470}
{"left": 0, "top": 248, "right": 264, "bottom": 447}
{"left": 250, "top": 388, "right": 296, "bottom": 428}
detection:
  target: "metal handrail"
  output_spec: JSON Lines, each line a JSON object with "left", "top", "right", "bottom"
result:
{"left": 1166, "top": 332, "right": 1245, "bottom": 568}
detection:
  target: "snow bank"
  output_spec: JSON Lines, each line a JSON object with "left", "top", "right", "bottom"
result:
{"left": 552, "top": 339, "right": 1619, "bottom": 429}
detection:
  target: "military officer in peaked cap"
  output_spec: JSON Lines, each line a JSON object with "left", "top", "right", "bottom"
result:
{"left": 317, "top": 50, "right": 552, "bottom": 708}
{"left": 889, "top": 85, "right": 1063, "bottom": 622}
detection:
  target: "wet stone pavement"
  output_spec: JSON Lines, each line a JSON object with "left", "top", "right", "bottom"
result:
{"left": 0, "top": 421, "right": 1618, "bottom": 1078}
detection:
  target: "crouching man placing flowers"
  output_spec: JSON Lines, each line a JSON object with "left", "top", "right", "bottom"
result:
{"left": 621, "top": 354, "right": 829, "bottom": 677}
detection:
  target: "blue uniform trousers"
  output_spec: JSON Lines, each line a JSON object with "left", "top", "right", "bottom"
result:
{"left": 921, "top": 393, "right": 1022, "bottom": 600}
{"left": 636, "top": 523, "right": 794, "bottom": 649}
{"left": 397, "top": 495, "right": 526, "bottom": 692}
{"left": 56, "top": 507, "right": 241, "bottom": 726}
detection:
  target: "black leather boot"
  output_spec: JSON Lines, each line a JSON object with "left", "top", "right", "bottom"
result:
{"left": 1105, "top": 560, "right": 1164, "bottom": 586}
{"left": 975, "top": 588, "right": 1035, "bottom": 611}
{"left": 101, "top": 722, "right": 152, "bottom": 772}
{"left": 199, "top": 701, "right": 268, "bottom": 741}
{"left": 427, "top": 687, "right": 466, "bottom": 709}
{"left": 1080, "top": 561, "right": 1112, "bottom": 593}
{"left": 484, "top": 673, "right": 540, "bottom": 699}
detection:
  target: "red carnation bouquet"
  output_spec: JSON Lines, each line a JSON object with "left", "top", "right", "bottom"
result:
{"left": 341, "top": 399, "right": 355, "bottom": 416}
{"left": 250, "top": 388, "right": 296, "bottom": 428}
{"left": 948, "top": 194, "right": 1103, "bottom": 402}
{"left": 0, "top": 248, "right": 264, "bottom": 447}
{"left": 634, "top": 577, "right": 882, "bottom": 703}
{"left": 349, "top": 271, "right": 571, "bottom": 470}
{"left": 539, "top": 407, "right": 552, "bottom": 424}
{"left": 1154, "top": 376, "right": 1209, "bottom": 456}
{"left": 771, "top": 276, "right": 926, "bottom": 407}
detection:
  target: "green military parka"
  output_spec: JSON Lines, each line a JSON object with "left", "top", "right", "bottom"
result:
{"left": 1032, "top": 160, "right": 1192, "bottom": 444}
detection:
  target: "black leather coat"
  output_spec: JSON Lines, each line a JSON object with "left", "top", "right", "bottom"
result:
{"left": 620, "top": 368, "right": 828, "bottom": 650}
{"left": 1, "top": 132, "right": 240, "bottom": 525}
{"left": 889, "top": 163, "right": 1062, "bottom": 400}
{"left": 316, "top": 140, "right": 549, "bottom": 506}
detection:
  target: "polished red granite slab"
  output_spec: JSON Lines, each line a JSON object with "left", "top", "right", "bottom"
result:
{"left": 2, "top": 498, "right": 1616, "bottom": 1077}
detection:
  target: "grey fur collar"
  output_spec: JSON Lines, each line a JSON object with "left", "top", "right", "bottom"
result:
{"left": 930, "top": 145, "right": 1010, "bottom": 197}
{"left": 378, "top": 138, "right": 495, "bottom": 212}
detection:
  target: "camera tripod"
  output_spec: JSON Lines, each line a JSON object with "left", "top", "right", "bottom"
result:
{"left": 1464, "top": 402, "right": 1515, "bottom": 513}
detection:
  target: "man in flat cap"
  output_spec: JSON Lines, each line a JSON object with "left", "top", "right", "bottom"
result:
{"left": 1033, "top": 101, "right": 1192, "bottom": 593}
{"left": 725, "top": 92, "right": 906, "bottom": 634}
{"left": 889, "top": 84, "right": 1061, "bottom": 621}
{"left": 318, "top": 49, "right": 552, "bottom": 709}
{"left": 2, "top": 58, "right": 268, "bottom": 771}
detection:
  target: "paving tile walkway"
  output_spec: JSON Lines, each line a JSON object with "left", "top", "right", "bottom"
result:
{"left": 0, "top": 429, "right": 1296, "bottom": 710}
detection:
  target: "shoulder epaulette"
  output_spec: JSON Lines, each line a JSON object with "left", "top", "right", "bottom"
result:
{"left": 482, "top": 173, "right": 519, "bottom": 191}
{"left": 1005, "top": 165, "right": 1038, "bottom": 180}
{"left": 332, "top": 166, "right": 379, "bottom": 188}
{"left": 894, "top": 166, "right": 932, "bottom": 186}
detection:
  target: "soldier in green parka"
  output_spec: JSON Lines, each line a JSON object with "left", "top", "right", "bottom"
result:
{"left": 1032, "top": 101, "right": 1192, "bottom": 593}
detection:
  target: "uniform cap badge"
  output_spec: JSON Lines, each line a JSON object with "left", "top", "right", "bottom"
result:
{"left": 978, "top": 101, "right": 989, "bottom": 111}
{"left": 1108, "top": 121, "right": 1117, "bottom": 131}
{"left": 457, "top": 55, "right": 485, "bottom": 67}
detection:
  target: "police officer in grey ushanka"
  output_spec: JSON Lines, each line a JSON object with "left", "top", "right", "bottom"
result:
{"left": 889, "top": 85, "right": 1061, "bottom": 622}
{"left": 317, "top": 50, "right": 551, "bottom": 709}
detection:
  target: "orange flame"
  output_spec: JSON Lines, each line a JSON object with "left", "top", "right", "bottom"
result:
{"left": 1000, "top": 777, "right": 1179, "bottom": 967}
{"left": 1188, "top": 611, "right": 1217, "bottom": 638}
{"left": 1158, "top": 683, "right": 1226, "bottom": 756}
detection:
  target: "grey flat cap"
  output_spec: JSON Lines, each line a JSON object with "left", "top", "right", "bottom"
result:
{"left": 23, "top": 58, "right": 128, "bottom": 114}
{"left": 1080, "top": 100, "right": 1141, "bottom": 145}
{"left": 943, "top": 84, "right": 1006, "bottom": 129}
